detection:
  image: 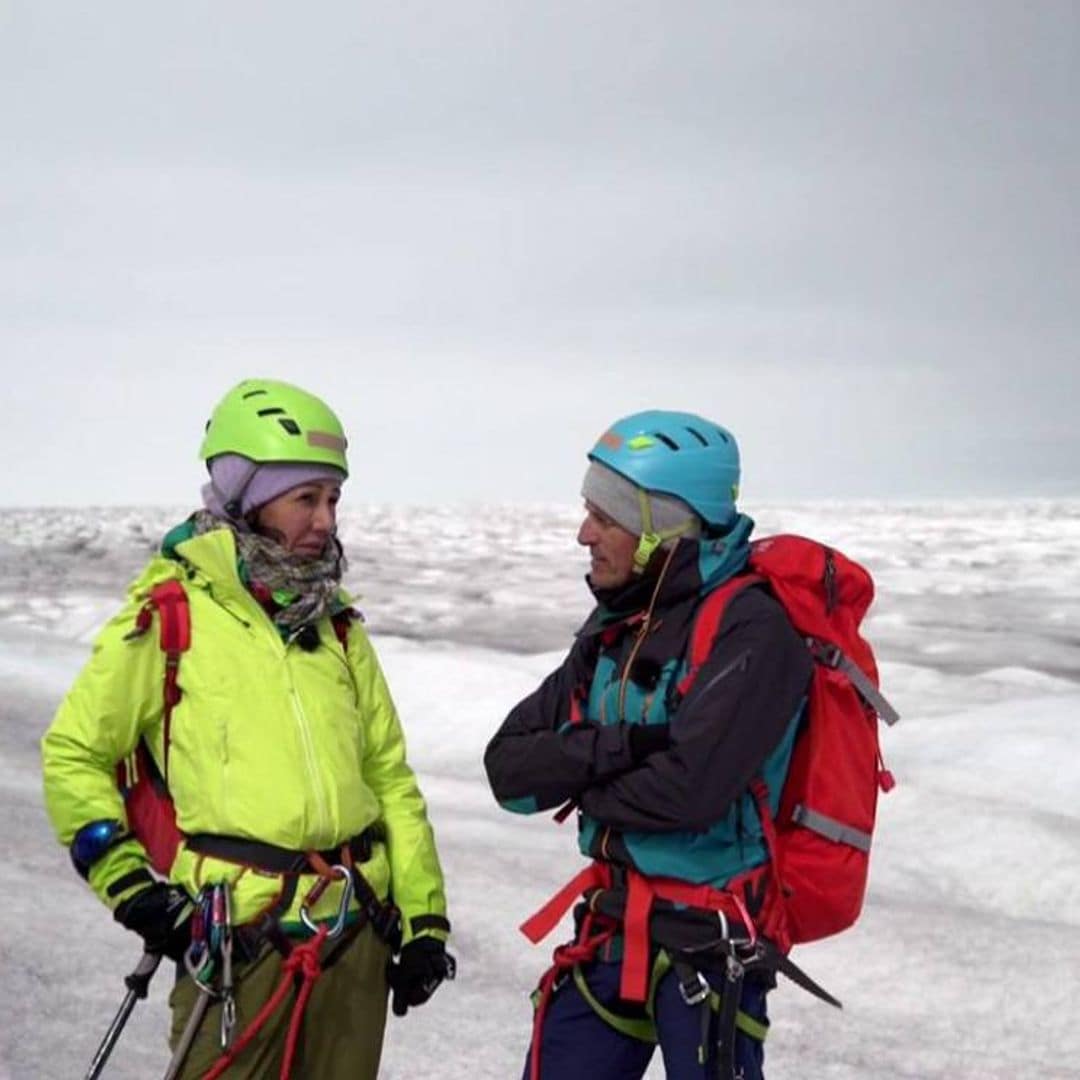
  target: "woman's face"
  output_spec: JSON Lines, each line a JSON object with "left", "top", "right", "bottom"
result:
{"left": 253, "top": 479, "right": 342, "bottom": 556}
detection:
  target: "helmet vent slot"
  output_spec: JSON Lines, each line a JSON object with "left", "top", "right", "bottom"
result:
{"left": 257, "top": 407, "right": 285, "bottom": 417}
{"left": 654, "top": 433, "right": 680, "bottom": 451}
{"left": 241, "top": 389, "right": 268, "bottom": 399}
{"left": 714, "top": 428, "right": 731, "bottom": 444}
{"left": 278, "top": 418, "right": 301, "bottom": 435}
{"left": 685, "top": 427, "right": 709, "bottom": 446}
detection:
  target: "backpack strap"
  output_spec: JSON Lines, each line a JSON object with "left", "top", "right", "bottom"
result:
{"left": 672, "top": 573, "right": 764, "bottom": 703}
{"left": 330, "top": 606, "right": 362, "bottom": 653}
{"left": 128, "top": 580, "right": 191, "bottom": 784}
{"left": 805, "top": 637, "right": 900, "bottom": 726}
{"left": 331, "top": 613, "right": 350, "bottom": 652}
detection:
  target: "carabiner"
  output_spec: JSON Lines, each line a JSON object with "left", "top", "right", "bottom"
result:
{"left": 182, "top": 889, "right": 215, "bottom": 990}
{"left": 219, "top": 886, "right": 236, "bottom": 1049}
{"left": 299, "top": 864, "right": 354, "bottom": 939}
{"left": 714, "top": 907, "right": 729, "bottom": 942}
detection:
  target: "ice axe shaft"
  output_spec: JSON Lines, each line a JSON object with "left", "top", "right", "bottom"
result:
{"left": 162, "top": 990, "right": 212, "bottom": 1080}
{"left": 84, "top": 951, "right": 162, "bottom": 1080}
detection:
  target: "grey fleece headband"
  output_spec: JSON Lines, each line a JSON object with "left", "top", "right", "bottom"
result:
{"left": 581, "top": 461, "right": 701, "bottom": 541}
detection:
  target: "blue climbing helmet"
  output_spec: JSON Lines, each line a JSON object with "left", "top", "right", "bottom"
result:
{"left": 588, "top": 410, "right": 741, "bottom": 531}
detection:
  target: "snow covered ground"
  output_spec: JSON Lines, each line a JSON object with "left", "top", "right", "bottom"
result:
{"left": 2, "top": 500, "right": 1079, "bottom": 1079}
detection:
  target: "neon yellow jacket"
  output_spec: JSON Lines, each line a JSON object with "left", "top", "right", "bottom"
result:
{"left": 41, "top": 525, "right": 448, "bottom": 943}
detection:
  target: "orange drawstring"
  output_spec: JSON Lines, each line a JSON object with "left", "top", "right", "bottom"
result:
{"left": 616, "top": 542, "right": 678, "bottom": 721}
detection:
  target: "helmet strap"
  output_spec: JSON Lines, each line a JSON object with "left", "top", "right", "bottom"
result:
{"left": 631, "top": 488, "right": 696, "bottom": 575}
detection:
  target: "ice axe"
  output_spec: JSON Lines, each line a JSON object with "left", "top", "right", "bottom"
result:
{"left": 84, "top": 950, "right": 162, "bottom": 1079}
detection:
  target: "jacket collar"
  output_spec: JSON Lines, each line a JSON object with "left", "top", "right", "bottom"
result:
{"left": 162, "top": 518, "right": 355, "bottom": 621}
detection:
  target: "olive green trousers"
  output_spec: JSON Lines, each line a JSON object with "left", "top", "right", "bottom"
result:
{"left": 168, "top": 925, "right": 390, "bottom": 1079}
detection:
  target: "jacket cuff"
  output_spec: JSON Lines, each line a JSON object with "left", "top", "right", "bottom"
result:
{"left": 403, "top": 913, "right": 450, "bottom": 946}
{"left": 87, "top": 839, "right": 153, "bottom": 911}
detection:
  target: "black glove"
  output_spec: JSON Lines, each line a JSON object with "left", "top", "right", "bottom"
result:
{"left": 113, "top": 881, "right": 194, "bottom": 962}
{"left": 627, "top": 722, "right": 671, "bottom": 764}
{"left": 387, "top": 937, "right": 456, "bottom": 1017}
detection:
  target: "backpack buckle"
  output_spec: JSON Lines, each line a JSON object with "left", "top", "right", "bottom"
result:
{"left": 678, "top": 968, "right": 710, "bottom": 1007}
{"left": 807, "top": 637, "right": 842, "bottom": 669}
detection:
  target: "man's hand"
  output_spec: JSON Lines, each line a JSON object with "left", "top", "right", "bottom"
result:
{"left": 627, "top": 722, "right": 671, "bottom": 764}
{"left": 113, "top": 882, "right": 193, "bottom": 962}
{"left": 387, "top": 937, "right": 456, "bottom": 1016}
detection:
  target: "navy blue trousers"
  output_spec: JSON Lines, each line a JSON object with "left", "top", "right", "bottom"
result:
{"left": 523, "top": 959, "right": 768, "bottom": 1080}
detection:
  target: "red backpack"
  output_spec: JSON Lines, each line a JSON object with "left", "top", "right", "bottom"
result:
{"left": 678, "top": 533, "right": 899, "bottom": 952}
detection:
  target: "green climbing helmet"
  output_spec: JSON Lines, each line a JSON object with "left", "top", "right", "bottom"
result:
{"left": 199, "top": 379, "right": 349, "bottom": 475}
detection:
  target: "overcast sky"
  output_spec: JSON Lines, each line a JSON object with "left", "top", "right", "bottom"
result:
{"left": 3, "top": 1, "right": 1077, "bottom": 508}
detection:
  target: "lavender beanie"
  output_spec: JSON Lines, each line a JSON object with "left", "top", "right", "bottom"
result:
{"left": 202, "top": 453, "right": 346, "bottom": 519}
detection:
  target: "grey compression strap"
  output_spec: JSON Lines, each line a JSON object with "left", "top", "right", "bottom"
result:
{"left": 807, "top": 639, "right": 900, "bottom": 726}
{"left": 791, "top": 804, "right": 872, "bottom": 853}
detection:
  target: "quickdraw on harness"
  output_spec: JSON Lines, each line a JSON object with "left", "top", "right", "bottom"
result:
{"left": 521, "top": 535, "right": 900, "bottom": 1079}
{"left": 191, "top": 865, "right": 357, "bottom": 1080}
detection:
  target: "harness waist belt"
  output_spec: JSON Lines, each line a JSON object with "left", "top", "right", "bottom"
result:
{"left": 587, "top": 888, "right": 752, "bottom": 948}
{"left": 586, "top": 888, "right": 839, "bottom": 1006}
{"left": 185, "top": 830, "right": 378, "bottom": 874}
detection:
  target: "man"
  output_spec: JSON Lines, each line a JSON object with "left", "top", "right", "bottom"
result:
{"left": 484, "top": 410, "right": 813, "bottom": 1080}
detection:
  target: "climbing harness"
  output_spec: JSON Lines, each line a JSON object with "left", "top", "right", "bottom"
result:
{"left": 521, "top": 859, "right": 841, "bottom": 1080}
{"left": 198, "top": 868, "right": 353, "bottom": 1080}
{"left": 166, "top": 854, "right": 375, "bottom": 1080}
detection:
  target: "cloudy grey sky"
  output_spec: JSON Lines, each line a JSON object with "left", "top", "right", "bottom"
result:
{"left": 3, "top": 1, "right": 1077, "bottom": 507}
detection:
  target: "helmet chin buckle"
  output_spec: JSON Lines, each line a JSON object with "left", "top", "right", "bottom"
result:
{"left": 632, "top": 532, "right": 662, "bottom": 574}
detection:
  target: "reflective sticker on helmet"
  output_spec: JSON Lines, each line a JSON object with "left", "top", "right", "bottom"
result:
{"left": 599, "top": 431, "right": 623, "bottom": 450}
{"left": 308, "top": 431, "right": 348, "bottom": 451}
{"left": 627, "top": 435, "right": 655, "bottom": 451}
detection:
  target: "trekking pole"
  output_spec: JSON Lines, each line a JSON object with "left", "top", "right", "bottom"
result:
{"left": 84, "top": 950, "right": 162, "bottom": 1080}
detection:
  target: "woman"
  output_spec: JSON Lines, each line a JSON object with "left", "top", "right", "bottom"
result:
{"left": 42, "top": 378, "right": 452, "bottom": 1079}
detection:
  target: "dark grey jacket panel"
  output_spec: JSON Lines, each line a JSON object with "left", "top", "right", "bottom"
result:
{"left": 579, "top": 587, "right": 812, "bottom": 833}
{"left": 483, "top": 634, "right": 638, "bottom": 810}
{"left": 484, "top": 582, "right": 812, "bottom": 832}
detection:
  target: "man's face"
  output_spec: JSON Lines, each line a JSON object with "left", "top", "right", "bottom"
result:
{"left": 577, "top": 501, "right": 639, "bottom": 589}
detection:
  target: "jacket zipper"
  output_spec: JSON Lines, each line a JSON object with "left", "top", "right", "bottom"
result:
{"left": 685, "top": 648, "right": 751, "bottom": 703}
{"left": 286, "top": 662, "right": 331, "bottom": 842}
{"left": 201, "top": 578, "right": 333, "bottom": 839}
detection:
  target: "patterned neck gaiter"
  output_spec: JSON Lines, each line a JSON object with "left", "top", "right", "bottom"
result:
{"left": 192, "top": 509, "right": 347, "bottom": 636}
